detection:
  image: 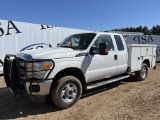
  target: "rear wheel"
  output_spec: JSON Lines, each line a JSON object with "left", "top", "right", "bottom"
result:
{"left": 51, "top": 76, "right": 82, "bottom": 109}
{"left": 135, "top": 63, "right": 148, "bottom": 81}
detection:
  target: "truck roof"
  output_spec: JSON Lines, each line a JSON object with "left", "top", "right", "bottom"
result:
{"left": 73, "top": 32, "right": 122, "bottom": 36}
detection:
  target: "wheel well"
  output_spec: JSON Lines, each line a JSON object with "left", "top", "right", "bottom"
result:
{"left": 51, "top": 68, "right": 86, "bottom": 90}
{"left": 143, "top": 59, "right": 150, "bottom": 67}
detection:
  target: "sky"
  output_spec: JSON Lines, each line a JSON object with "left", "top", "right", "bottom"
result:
{"left": 0, "top": 0, "right": 160, "bottom": 31}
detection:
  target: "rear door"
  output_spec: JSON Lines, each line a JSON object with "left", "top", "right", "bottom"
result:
{"left": 114, "top": 35, "right": 128, "bottom": 75}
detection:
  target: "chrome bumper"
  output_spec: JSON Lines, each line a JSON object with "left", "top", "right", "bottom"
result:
{"left": 25, "top": 79, "right": 53, "bottom": 95}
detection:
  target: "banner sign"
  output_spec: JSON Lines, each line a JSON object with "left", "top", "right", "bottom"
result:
{"left": 126, "top": 35, "right": 160, "bottom": 61}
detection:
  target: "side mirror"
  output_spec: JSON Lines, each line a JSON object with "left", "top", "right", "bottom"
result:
{"left": 57, "top": 43, "right": 59, "bottom": 46}
{"left": 90, "top": 46, "right": 98, "bottom": 55}
{"left": 99, "top": 43, "right": 109, "bottom": 55}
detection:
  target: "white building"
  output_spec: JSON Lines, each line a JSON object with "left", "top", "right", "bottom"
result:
{"left": 0, "top": 20, "right": 91, "bottom": 74}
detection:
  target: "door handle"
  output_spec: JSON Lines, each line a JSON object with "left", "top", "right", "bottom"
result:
{"left": 114, "top": 54, "right": 117, "bottom": 60}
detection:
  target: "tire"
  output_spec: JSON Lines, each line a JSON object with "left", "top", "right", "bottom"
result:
{"left": 135, "top": 63, "right": 148, "bottom": 81}
{"left": 51, "top": 76, "right": 82, "bottom": 109}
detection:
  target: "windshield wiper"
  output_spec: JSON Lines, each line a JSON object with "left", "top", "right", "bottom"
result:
{"left": 60, "top": 46, "right": 69, "bottom": 48}
{"left": 59, "top": 46, "right": 74, "bottom": 49}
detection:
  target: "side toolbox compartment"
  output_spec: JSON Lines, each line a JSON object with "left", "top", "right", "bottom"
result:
{"left": 127, "top": 44, "right": 141, "bottom": 71}
{"left": 127, "top": 44, "right": 157, "bottom": 72}
{"left": 152, "top": 47, "right": 157, "bottom": 67}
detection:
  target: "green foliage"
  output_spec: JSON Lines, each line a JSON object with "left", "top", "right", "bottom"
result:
{"left": 110, "top": 25, "right": 160, "bottom": 35}
{"left": 150, "top": 25, "right": 160, "bottom": 35}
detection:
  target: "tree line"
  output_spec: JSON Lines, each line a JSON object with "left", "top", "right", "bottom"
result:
{"left": 109, "top": 25, "right": 160, "bottom": 35}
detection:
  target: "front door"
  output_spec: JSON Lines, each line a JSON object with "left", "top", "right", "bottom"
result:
{"left": 88, "top": 34, "right": 118, "bottom": 82}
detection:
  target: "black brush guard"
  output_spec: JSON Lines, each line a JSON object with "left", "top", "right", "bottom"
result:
{"left": 0, "top": 59, "right": 3, "bottom": 67}
{"left": 3, "top": 54, "right": 53, "bottom": 95}
{"left": 4, "top": 54, "right": 23, "bottom": 94}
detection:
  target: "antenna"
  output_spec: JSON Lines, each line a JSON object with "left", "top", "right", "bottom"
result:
{"left": 91, "top": 25, "right": 93, "bottom": 31}
{"left": 101, "top": 23, "right": 103, "bottom": 32}
{"left": 100, "top": 15, "right": 103, "bottom": 32}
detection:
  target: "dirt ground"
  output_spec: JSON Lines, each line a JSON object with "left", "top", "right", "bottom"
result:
{"left": 0, "top": 64, "right": 160, "bottom": 120}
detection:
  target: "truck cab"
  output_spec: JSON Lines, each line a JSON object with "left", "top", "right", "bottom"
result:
{"left": 4, "top": 32, "right": 157, "bottom": 109}
{"left": 87, "top": 33, "right": 128, "bottom": 82}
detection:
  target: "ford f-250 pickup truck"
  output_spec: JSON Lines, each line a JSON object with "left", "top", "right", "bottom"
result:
{"left": 3, "top": 32, "right": 157, "bottom": 108}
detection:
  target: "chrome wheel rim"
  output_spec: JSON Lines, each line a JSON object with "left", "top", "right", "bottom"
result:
{"left": 141, "top": 67, "right": 147, "bottom": 78}
{"left": 61, "top": 83, "right": 78, "bottom": 103}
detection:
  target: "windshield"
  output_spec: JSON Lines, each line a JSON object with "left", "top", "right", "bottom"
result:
{"left": 59, "top": 33, "right": 96, "bottom": 50}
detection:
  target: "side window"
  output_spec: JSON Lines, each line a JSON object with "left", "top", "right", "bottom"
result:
{"left": 114, "top": 35, "right": 124, "bottom": 51}
{"left": 93, "top": 35, "right": 114, "bottom": 51}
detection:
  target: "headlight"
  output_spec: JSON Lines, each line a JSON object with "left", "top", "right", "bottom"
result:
{"left": 33, "top": 61, "right": 53, "bottom": 79}
{"left": 20, "top": 61, "right": 54, "bottom": 79}
{"left": 33, "top": 61, "right": 53, "bottom": 71}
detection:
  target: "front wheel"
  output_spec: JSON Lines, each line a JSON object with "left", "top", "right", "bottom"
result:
{"left": 51, "top": 76, "right": 82, "bottom": 109}
{"left": 135, "top": 63, "right": 148, "bottom": 81}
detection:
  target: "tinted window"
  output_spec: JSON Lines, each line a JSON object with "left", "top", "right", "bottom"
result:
{"left": 114, "top": 35, "right": 124, "bottom": 50}
{"left": 93, "top": 35, "right": 114, "bottom": 51}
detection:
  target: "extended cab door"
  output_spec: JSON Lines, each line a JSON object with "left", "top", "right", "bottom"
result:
{"left": 114, "top": 35, "right": 128, "bottom": 75}
{"left": 87, "top": 34, "right": 118, "bottom": 82}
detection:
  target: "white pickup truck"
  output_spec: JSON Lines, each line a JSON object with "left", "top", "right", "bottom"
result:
{"left": 4, "top": 32, "right": 157, "bottom": 109}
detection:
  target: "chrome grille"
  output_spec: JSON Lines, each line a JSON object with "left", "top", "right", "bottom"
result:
{"left": 18, "top": 61, "right": 34, "bottom": 80}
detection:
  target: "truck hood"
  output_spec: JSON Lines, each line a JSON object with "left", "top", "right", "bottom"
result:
{"left": 17, "top": 47, "right": 81, "bottom": 60}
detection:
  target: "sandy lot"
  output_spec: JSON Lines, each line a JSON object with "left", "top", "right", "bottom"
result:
{"left": 0, "top": 64, "right": 160, "bottom": 120}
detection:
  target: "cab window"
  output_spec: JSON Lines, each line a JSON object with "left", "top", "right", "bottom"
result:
{"left": 93, "top": 35, "right": 114, "bottom": 51}
{"left": 114, "top": 35, "right": 124, "bottom": 51}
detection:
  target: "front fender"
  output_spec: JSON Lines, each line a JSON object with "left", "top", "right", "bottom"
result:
{"left": 48, "top": 61, "right": 87, "bottom": 79}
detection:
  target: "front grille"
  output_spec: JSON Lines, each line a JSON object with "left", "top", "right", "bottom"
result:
{"left": 18, "top": 61, "right": 35, "bottom": 80}
{"left": 5, "top": 56, "right": 29, "bottom": 80}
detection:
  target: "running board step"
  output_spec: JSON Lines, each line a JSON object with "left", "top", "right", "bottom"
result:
{"left": 87, "top": 75, "right": 130, "bottom": 90}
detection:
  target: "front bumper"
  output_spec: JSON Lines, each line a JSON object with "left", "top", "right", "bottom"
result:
{"left": 3, "top": 54, "right": 53, "bottom": 99}
{"left": 25, "top": 79, "right": 53, "bottom": 95}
